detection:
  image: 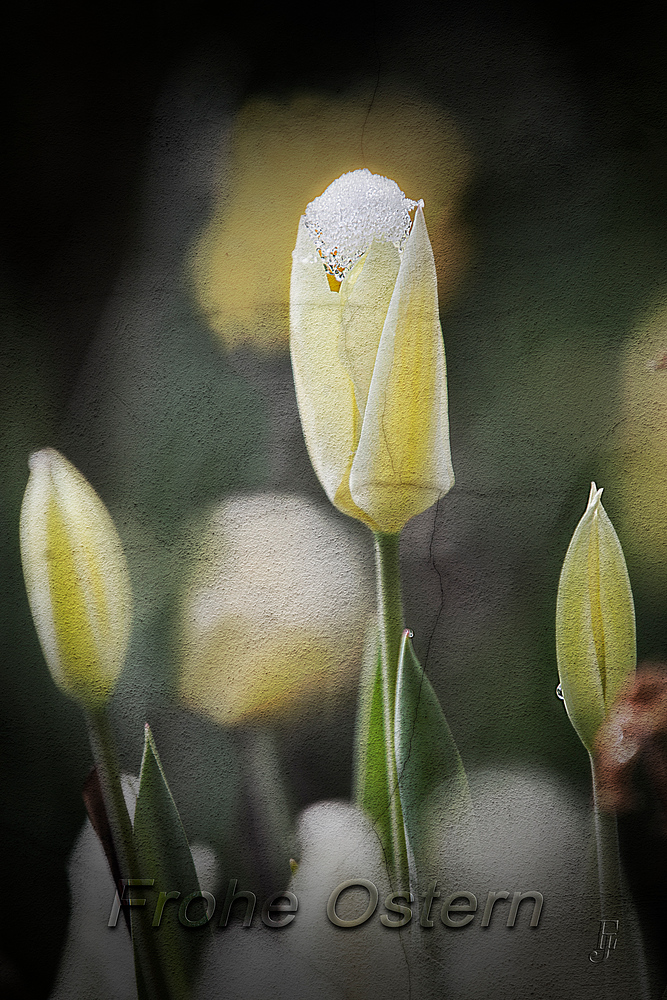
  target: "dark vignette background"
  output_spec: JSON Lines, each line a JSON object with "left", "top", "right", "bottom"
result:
{"left": 2, "top": 3, "right": 667, "bottom": 996}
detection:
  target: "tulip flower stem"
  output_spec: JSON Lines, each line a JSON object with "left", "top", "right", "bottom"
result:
{"left": 590, "top": 754, "right": 623, "bottom": 922}
{"left": 87, "top": 710, "right": 137, "bottom": 873}
{"left": 588, "top": 756, "right": 650, "bottom": 998}
{"left": 374, "top": 531, "right": 404, "bottom": 686}
{"left": 373, "top": 530, "right": 410, "bottom": 888}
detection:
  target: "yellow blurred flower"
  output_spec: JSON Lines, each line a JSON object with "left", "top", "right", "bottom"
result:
{"left": 556, "top": 483, "right": 636, "bottom": 753}
{"left": 189, "top": 87, "right": 471, "bottom": 352}
{"left": 178, "top": 493, "right": 374, "bottom": 725}
{"left": 19, "top": 448, "right": 133, "bottom": 712}
{"left": 612, "top": 298, "right": 667, "bottom": 589}
{"left": 290, "top": 169, "right": 454, "bottom": 534}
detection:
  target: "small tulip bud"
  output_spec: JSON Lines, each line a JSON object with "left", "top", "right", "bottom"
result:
{"left": 556, "top": 483, "right": 636, "bottom": 753}
{"left": 19, "top": 448, "right": 133, "bottom": 712}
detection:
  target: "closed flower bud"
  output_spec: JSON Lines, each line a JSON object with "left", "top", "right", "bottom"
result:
{"left": 556, "top": 483, "right": 636, "bottom": 753}
{"left": 290, "top": 169, "right": 454, "bottom": 534}
{"left": 19, "top": 448, "right": 133, "bottom": 712}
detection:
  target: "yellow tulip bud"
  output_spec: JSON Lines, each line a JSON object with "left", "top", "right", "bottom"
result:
{"left": 19, "top": 448, "right": 133, "bottom": 712}
{"left": 290, "top": 169, "right": 454, "bottom": 535}
{"left": 555, "top": 483, "right": 636, "bottom": 753}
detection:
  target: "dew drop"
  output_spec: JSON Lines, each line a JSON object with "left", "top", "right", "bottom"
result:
{"left": 556, "top": 682, "right": 565, "bottom": 701}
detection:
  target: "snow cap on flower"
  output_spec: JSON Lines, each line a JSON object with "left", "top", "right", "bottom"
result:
{"left": 304, "top": 169, "right": 422, "bottom": 282}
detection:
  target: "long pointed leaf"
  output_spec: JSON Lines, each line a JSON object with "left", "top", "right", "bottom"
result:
{"left": 132, "top": 724, "right": 204, "bottom": 1000}
{"left": 394, "top": 630, "right": 476, "bottom": 870}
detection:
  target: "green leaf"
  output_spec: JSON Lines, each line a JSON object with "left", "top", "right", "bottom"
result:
{"left": 394, "top": 631, "right": 475, "bottom": 870}
{"left": 131, "top": 724, "right": 205, "bottom": 1000}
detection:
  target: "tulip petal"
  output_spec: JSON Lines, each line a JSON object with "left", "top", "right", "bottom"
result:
{"left": 595, "top": 502, "right": 637, "bottom": 708}
{"left": 290, "top": 218, "right": 374, "bottom": 524}
{"left": 19, "top": 448, "right": 133, "bottom": 710}
{"left": 339, "top": 240, "right": 401, "bottom": 415}
{"left": 349, "top": 207, "right": 454, "bottom": 533}
{"left": 556, "top": 485, "right": 635, "bottom": 752}
{"left": 290, "top": 221, "right": 355, "bottom": 498}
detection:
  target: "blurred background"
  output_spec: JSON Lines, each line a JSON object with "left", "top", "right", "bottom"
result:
{"left": 3, "top": 1, "right": 667, "bottom": 995}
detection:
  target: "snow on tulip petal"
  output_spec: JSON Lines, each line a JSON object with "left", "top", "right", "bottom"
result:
{"left": 556, "top": 483, "right": 636, "bottom": 753}
{"left": 19, "top": 448, "right": 133, "bottom": 712}
{"left": 349, "top": 207, "right": 454, "bottom": 533}
{"left": 304, "top": 168, "right": 418, "bottom": 281}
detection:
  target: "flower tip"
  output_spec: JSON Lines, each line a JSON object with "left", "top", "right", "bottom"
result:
{"left": 410, "top": 203, "right": 426, "bottom": 232}
{"left": 28, "top": 447, "right": 57, "bottom": 473}
{"left": 586, "top": 481, "right": 604, "bottom": 512}
{"left": 143, "top": 722, "right": 157, "bottom": 754}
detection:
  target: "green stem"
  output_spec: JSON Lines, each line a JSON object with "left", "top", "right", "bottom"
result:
{"left": 589, "top": 753, "right": 623, "bottom": 922}
{"left": 590, "top": 755, "right": 653, "bottom": 998}
{"left": 373, "top": 530, "right": 410, "bottom": 888}
{"left": 87, "top": 709, "right": 174, "bottom": 1000}
{"left": 87, "top": 710, "right": 139, "bottom": 876}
